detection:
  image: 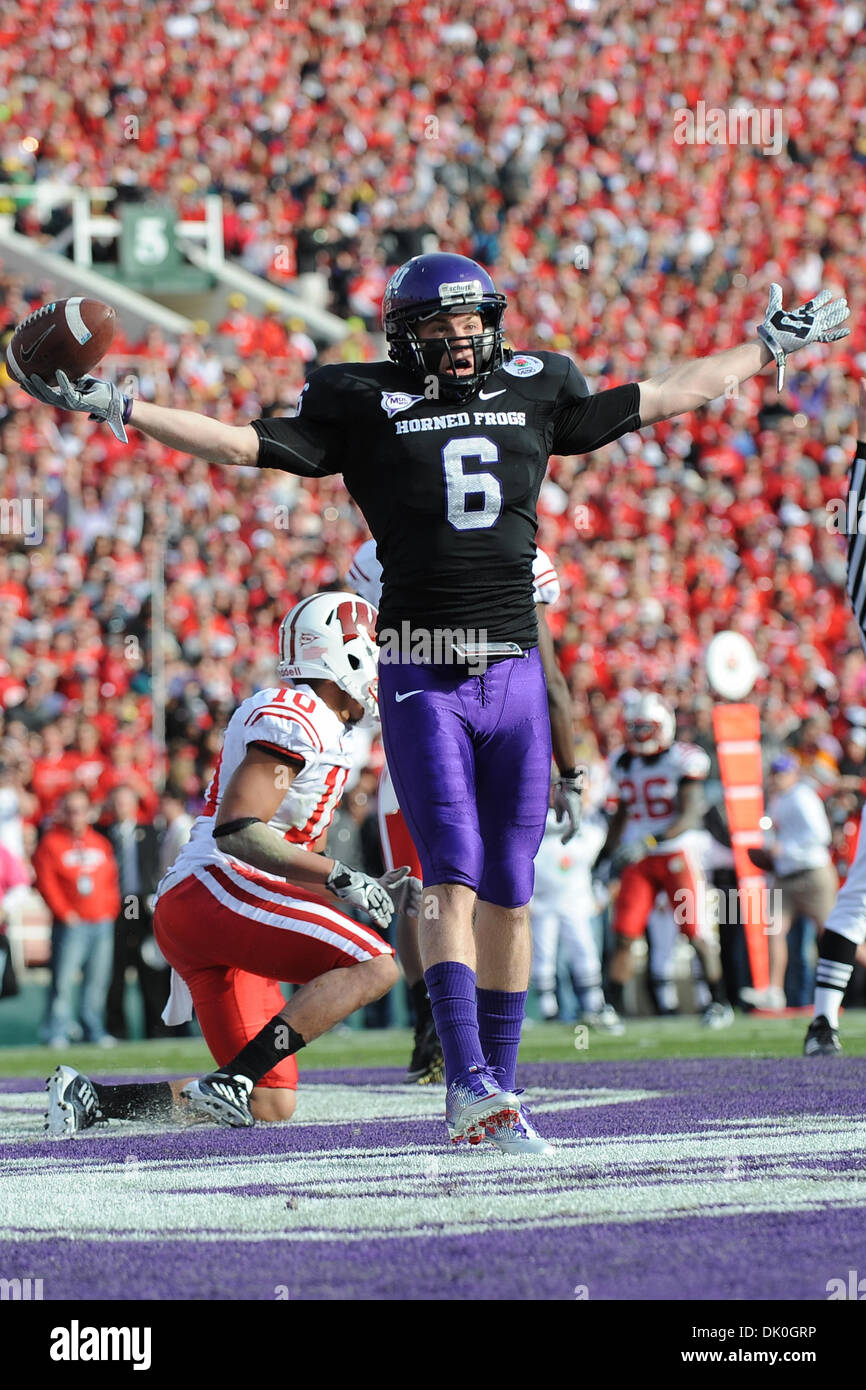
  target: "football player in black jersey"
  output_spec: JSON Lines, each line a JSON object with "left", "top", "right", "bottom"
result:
{"left": 18, "top": 254, "right": 849, "bottom": 1153}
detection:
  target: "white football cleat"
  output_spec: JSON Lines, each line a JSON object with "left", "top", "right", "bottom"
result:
{"left": 580, "top": 1003, "right": 625, "bottom": 1035}
{"left": 702, "top": 1002, "right": 735, "bottom": 1029}
{"left": 484, "top": 1102, "right": 554, "bottom": 1157}
{"left": 445, "top": 1066, "right": 520, "bottom": 1145}
{"left": 45, "top": 1065, "right": 104, "bottom": 1139}
{"left": 181, "top": 1072, "right": 255, "bottom": 1128}
{"left": 537, "top": 990, "right": 559, "bottom": 1021}
{"left": 740, "top": 985, "right": 786, "bottom": 1011}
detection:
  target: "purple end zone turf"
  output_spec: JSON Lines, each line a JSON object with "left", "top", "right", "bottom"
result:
{"left": 1, "top": 1059, "right": 864, "bottom": 1301}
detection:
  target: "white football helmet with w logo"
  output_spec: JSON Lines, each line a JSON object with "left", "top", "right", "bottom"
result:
{"left": 624, "top": 693, "right": 676, "bottom": 756}
{"left": 278, "top": 592, "right": 379, "bottom": 720}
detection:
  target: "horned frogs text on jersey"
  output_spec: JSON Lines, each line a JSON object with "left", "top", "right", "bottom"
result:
{"left": 348, "top": 538, "right": 561, "bottom": 608}
{"left": 608, "top": 743, "right": 710, "bottom": 852}
{"left": 158, "top": 683, "right": 355, "bottom": 892}
{"left": 252, "top": 352, "right": 640, "bottom": 649}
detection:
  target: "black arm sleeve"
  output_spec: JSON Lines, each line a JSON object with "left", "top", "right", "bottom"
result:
{"left": 552, "top": 382, "right": 642, "bottom": 455}
{"left": 250, "top": 415, "right": 344, "bottom": 477}
{"left": 250, "top": 740, "right": 305, "bottom": 767}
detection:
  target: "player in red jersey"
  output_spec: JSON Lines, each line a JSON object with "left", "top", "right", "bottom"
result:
{"left": 597, "top": 694, "right": 732, "bottom": 1027}
{"left": 46, "top": 594, "right": 413, "bottom": 1136}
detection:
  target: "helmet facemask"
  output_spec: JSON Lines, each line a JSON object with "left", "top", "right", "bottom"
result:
{"left": 387, "top": 302, "right": 506, "bottom": 401}
{"left": 624, "top": 695, "right": 676, "bottom": 756}
{"left": 333, "top": 627, "right": 380, "bottom": 723}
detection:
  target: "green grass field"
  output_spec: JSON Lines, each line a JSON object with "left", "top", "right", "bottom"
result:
{"left": 2, "top": 1011, "right": 864, "bottom": 1078}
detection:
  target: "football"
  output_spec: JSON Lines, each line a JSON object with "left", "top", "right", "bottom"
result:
{"left": 6, "top": 297, "right": 116, "bottom": 387}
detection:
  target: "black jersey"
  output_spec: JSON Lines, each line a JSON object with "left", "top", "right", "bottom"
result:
{"left": 252, "top": 350, "right": 641, "bottom": 648}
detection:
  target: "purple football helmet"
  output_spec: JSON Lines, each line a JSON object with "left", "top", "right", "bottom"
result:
{"left": 382, "top": 252, "right": 507, "bottom": 399}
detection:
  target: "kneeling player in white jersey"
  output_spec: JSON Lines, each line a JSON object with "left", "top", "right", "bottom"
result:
{"left": 46, "top": 593, "right": 408, "bottom": 1136}
{"left": 348, "top": 538, "right": 583, "bottom": 1083}
{"left": 597, "top": 694, "right": 733, "bottom": 1027}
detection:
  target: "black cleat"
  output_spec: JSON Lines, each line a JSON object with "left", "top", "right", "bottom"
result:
{"left": 45, "top": 1066, "right": 104, "bottom": 1138}
{"left": 407, "top": 1018, "right": 445, "bottom": 1085}
{"left": 803, "top": 1016, "right": 842, "bottom": 1057}
{"left": 181, "top": 1072, "right": 255, "bottom": 1127}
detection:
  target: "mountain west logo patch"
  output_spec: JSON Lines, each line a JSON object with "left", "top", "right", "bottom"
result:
{"left": 503, "top": 354, "right": 544, "bottom": 378}
{"left": 380, "top": 391, "right": 424, "bottom": 419}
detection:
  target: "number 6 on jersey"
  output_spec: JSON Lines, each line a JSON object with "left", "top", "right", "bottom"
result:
{"left": 442, "top": 436, "right": 503, "bottom": 531}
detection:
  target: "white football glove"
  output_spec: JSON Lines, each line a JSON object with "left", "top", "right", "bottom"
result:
{"left": 757, "top": 283, "right": 849, "bottom": 391}
{"left": 381, "top": 867, "right": 423, "bottom": 918}
{"left": 19, "top": 369, "right": 129, "bottom": 443}
{"left": 326, "top": 861, "right": 411, "bottom": 931}
{"left": 552, "top": 768, "right": 585, "bottom": 844}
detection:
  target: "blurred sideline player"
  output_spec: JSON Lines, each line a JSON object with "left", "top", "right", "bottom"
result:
{"left": 21, "top": 251, "right": 847, "bottom": 1152}
{"left": 531, "top": 774, "right": 623, "bottom": 1032}
{"left": 804, "top": 379, "right": 866, "bottom": 1056}
{"left": 597, "top": 694, "right": 733, "bottom": 1028}
{"left": 348, "top": 537, "right": 584, "bottom": 1082}
{"left": 46, "top": 594, "right": 412, "bottom": 1136}
{"left": 645, "top": 895, "right": 683, "bottom": 1016}
{"left": 643, "top": 825, "right": 736, "bottom": 1016}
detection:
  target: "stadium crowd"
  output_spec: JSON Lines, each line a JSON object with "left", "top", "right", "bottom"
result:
{"left": 1, "top": 0, "right": 866, "bottom": 1030}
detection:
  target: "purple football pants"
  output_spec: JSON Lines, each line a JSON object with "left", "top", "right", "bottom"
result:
{"left": 378, "top": 649, "right": 551, "bottom": 907}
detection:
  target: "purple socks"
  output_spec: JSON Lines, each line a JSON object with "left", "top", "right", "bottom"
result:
{"left": 477, "top": 987, "right": 527, "bottom": 1092}
{"left": 423, "top": 961, "right": 485, "bottom": 1083}
{"left": 423, "top": 964, "right": 528, "bottom": 1090}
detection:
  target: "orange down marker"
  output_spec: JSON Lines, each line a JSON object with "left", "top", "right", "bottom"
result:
{"left": 712, "top": 702, "right": 770, "bottom": 991}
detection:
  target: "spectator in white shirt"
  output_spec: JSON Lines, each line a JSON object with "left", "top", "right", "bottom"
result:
{"left": 741, "top": 754, "right": 837, "bottom": 1011}
{"left": 158, "top": 787, "right": 193, "bottom": 880}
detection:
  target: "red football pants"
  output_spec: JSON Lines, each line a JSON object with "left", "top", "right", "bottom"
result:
{"left": 154, "top": 861, "right": 393, "bottom": 1088}
{"left": 612, "top": 847, "right": 707, "bottom": 942}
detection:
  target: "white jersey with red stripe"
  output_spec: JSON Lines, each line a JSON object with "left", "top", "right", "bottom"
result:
{"left": 157, "top": 682, "right": 355, "bottom": 894}
{"left": 531, "top": 547, "right": 559, "bottom": 606}
{"left": 608, "top": 742, "right": 710, "bottom": 853}
{"left": 348, "top": 538, "right": 560, "bottom": 608}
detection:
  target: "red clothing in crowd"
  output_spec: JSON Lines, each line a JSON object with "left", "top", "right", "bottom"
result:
{"left": 30, "top": 752, "right": 79, "bottom": 822}
{"left": 33, "top": 826, "right": 121, "bottom": 924}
